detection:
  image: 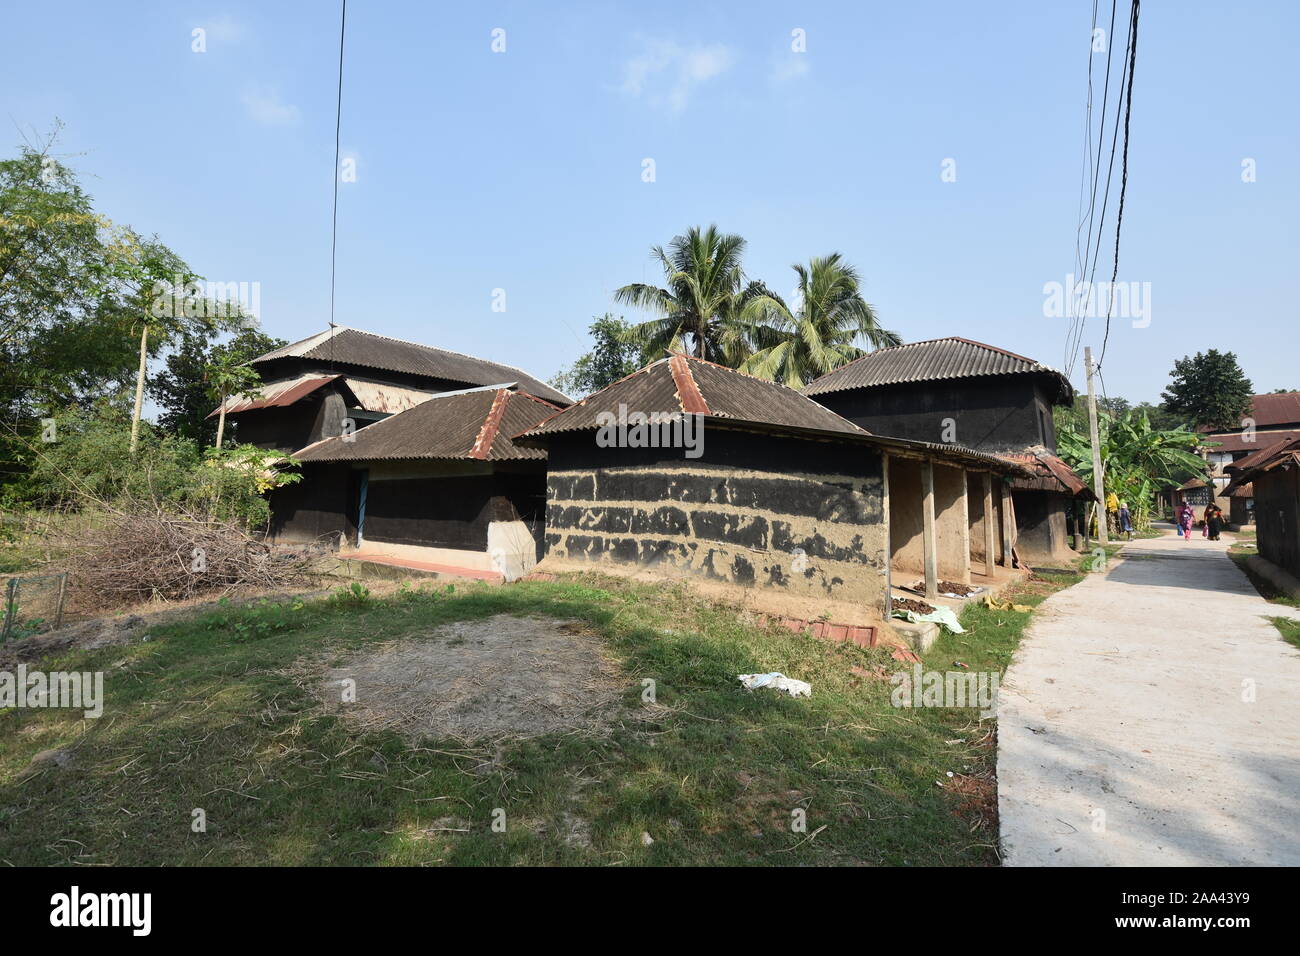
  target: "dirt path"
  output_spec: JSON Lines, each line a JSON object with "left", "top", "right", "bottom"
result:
{"left": 997, "top": 526, "right": 1300, "bottom": 865}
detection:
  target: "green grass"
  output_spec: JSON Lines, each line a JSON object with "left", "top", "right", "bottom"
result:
{"left": 1266, "top": 617, "right": 1300, "bottom": 651}
{"left": 0, "top": 562, "right": 1099, "bottom": 867}
{"left": 1229, "top": 525, "right": 1258, "bottom": 555}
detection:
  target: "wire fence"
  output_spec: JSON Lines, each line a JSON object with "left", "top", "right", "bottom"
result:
{"left": 1, "top": 572, "right": 68, "bottom": 641}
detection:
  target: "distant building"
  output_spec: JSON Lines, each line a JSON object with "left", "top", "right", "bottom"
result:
{"left": 1199, "top": 391, "right": 1300, "bottom": 527}
{"left": 803, "top": 338, "right": 1091, "bottom": 564}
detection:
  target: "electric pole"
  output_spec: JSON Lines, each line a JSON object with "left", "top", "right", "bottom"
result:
{"left": 1084, "top": 346, "right": 1109, "bottom": 545}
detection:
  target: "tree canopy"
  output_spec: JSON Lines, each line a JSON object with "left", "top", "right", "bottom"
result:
{"left": 1160, "top": 349, "right": 1254, "bottom": 431}
{"left": 738, "top": 253, "right": 899, "bottom": 387}
{"left": 614, "top": 225, "right": 899, "bottom": 386}
{"left": 151, "top": 326, "right": 286, "bottom": 446}
{"left": 550, "top": 314, "right": 641, "bottom": 398}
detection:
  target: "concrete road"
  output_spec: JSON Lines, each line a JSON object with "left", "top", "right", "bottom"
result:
{"left": 997, "top": 527, "right": 1300, "bottom": 866}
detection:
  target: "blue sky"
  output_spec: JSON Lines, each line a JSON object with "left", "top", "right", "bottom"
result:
{"left": 4, "top": 0, "right": 1297, "bottom": 403}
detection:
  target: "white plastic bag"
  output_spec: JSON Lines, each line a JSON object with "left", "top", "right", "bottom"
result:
{"left": 737, "top": 672, "right": 812, "bottom": 698}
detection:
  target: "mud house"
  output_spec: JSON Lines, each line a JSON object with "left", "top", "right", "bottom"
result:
{"left": 802, "top": 337, "right": 1091, "bottom": 564}
{"left": 515, "top": 353, "right": 1030, "bottom": 623}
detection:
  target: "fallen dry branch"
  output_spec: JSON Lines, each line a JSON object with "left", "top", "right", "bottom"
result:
{"left": 56, "top": 502, "right": 315, "bottom": 608}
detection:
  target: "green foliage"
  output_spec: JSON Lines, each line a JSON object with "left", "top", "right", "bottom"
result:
{"left": 328, "top": 581, "right": 372, "bottom": 607}
{"left": 614, "top": 224, "right": 776, "bottom": 365}
{"left": 16, "top": 401, "right": 299, "bottom": 528}
{"left": 0, "top": 131, "right": 135, "bottom": 415}
{"left": 1055, "top": 394, "right": 1188, "bottom": 436}
{"left": 613, "top": 227, "right": 900, "bottom": 381}
{"left": 1160, "top": 349, "right": 1254, "bottom": 431}
{"left": 1057, "top": 408, "right": 1206, "bottom": 528}
{"left": 201, "top": 597, "right": 309, "bottom": 643}
{"left": 150, "top": 327, "right": 286, "bottom": 445}
{"left": 738, "top": 253, "right": 901, "bottom": 387}
{"left": 0, "top": 131, "right": 236, "bottom": 495}
{"left": 550, "top": 314, "right": 641, "bottom": 398}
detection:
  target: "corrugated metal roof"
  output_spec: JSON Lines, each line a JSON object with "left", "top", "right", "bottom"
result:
{"left": 997, "top": 448, "right": 1092, "bottom": 497}
{"left": 1221, "top": 435, "right": 1300, "bottom": 494}
{"left": 1203, "top": 392, "right": 1300, "bottom": 439}
{"left": 1226, "top": 434, "right": 1300, "bottom": 471}
{"left": 1202, "top": 429, "right": 1300, "bottom": 454}
{"left": 208, "top": 374, "right": 347, "bottom": 418}
{"left": 1246, "top": 392, "right": 1300, "bottom": 429}
{"left": 802, "top": 337, "right": 1074, "bottom": 403}
{"left": 343, "top": 377, "right": 438, "bottom": 413}
{"left": 251, "top": 326, "right": 572, "bottom": 406}
{"left": 516, "top": 353, "right": 1034, "bottom": 477}
{"left": 294, "top": 388, "right": 558, "bottom": 463}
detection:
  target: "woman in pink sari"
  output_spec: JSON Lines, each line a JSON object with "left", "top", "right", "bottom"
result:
{"left": 1175, "top": 501, "right": 1195, "bottom": 540}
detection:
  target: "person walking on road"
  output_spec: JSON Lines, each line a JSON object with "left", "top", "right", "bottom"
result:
{"left": 1176, "top": 500, "right": 1195, "bottom": 540}
{"left": 1204, "top": 503, "right": 1224, "bottom": 542}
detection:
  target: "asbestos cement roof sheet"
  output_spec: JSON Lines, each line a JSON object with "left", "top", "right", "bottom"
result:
{"left": 803, "top": 337, "right": 1074, "bottom": 403}
{"left": 294, "top": 387, "right": 559, "bottom": 462}
{"left": 251, "top": 325, "right": 572, "bottom": 406}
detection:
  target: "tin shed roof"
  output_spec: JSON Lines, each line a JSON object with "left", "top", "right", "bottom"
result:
{"left": 997, "top": 447, "right": 1093, "bottom": 498}
{"left": 1221, "top": 435, "right": 1300, "bottom": 495}
{"left": 208, "top": 374, "right": 353, "bottom": 418}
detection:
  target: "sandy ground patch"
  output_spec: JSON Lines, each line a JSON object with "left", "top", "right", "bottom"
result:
{"left": 319, "top": 614, "right": 625, "bottom": 742}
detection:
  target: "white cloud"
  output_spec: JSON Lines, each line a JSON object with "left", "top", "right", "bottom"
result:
{"left": 242, "top": 87, "right": 300, "bottom": 127}
{"left": 621, "top": 39, "right": 735, "bottom": 114}
{"left": 202, "top": 14, "right": 244, "bottom": 44}
{"left": 770, "top": 54, "right": 810, "bottom": 85}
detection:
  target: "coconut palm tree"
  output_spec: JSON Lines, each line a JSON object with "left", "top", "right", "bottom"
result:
{"left": 737, "top": 253, "right": 901, "bottom": 388}
{"left": 614, "top": 225, "right": 771, "bottom": 365}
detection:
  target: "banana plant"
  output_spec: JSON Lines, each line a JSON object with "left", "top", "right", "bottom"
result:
{"left": 1058, "top": 409, "right": 1206, "bottom": 530}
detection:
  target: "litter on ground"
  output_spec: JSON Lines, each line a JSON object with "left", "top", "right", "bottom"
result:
{"left": 892, "top": 604, "right": 965, "bottom": 633}
{"left": 737, "top": 672, "right": 812, "bottom": 698}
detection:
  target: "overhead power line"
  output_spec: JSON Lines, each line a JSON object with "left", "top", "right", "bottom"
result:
{"left": 329, "top": 0, "right": 348, "bottom": 369}
{"left": 1098, "top": 0, "right": 1140, "bottom": 372}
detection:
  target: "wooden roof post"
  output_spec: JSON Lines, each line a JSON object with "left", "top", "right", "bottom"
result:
{"left": 983, "top": 471, "right": 996, "bottom": 577}
{"left": 1001, "top": 480, "right": 1018, "bottom": 565}
{"left": 922, "top": 457, "right": 938, "bottom": 601}
{"left": 882, "top": 451, "right": 892, "bottom": 618}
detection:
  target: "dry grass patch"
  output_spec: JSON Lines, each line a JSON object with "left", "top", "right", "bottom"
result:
{"left": 318, "top": 614, "right": 626, "bottom": 743}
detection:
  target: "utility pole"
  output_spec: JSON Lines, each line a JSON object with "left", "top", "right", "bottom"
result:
{"left": 1084, "top": 346, "right": 1109, "bottom": 545}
